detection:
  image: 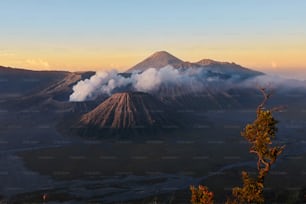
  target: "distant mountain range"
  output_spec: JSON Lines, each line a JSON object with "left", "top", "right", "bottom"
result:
{"left": 126, "top": 51, "right": 262, "bottom": 78}
{"left": 0, "top": 51, "right": 261, "bottom": 96}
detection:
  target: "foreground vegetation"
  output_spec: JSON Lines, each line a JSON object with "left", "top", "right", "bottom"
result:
{"left": 191, "top": 89, "right": 286, "bottom": 204}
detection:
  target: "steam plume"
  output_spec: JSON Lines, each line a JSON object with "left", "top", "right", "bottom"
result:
{"left": 69, "top": 66, "right": 306, "bottom": 102}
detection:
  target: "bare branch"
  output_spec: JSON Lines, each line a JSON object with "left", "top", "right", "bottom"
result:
{"left": 271, "top": 105, "right": 287, "bottom": 112}
{"left": 257, "top": 87, "right": 271, "bottom": 112}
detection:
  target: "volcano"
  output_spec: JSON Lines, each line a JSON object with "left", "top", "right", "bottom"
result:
{"left": 77, "top": 92, "right": 176, "bottom": 133}
{"left": 126, "top": 51, "right": 262, "bottom": 78}
{"left": 126, "top": 51, "right": 186, "bottom": 73}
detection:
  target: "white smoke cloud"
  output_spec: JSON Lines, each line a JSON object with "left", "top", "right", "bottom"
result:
{"left": 134, "top": 68, "right": 162, "bottom": 92}
{"left": 70, "top": 70, "right": 133, "bottom": 102}
{"left": 69, "top": 66, "right": 306, "bottom": 102}
{"left": 134, "top": 66, "right": 181, "bottom": 92}
{"left": 70, "top": 66, "right": 184, "bottom": 101}
{"left": 25, "top": 59, "right": 50, "bottom": 68}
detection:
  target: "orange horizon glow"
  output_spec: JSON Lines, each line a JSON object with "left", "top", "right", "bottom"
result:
{"left": 1, "top": 48, "right": 305, "bottom": 73}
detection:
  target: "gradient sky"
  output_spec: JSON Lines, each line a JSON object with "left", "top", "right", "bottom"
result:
{"left": 0, "top": 0, "right": 305, "bottom": 75}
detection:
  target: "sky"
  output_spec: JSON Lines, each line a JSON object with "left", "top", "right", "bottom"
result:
{"left": 0, "top": 0, "right": 305, "bottom": 76}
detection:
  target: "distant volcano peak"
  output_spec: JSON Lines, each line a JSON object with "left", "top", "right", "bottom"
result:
{"left": 126, "top": 51, "right": 183, "bottom": 73}
{"left": 150, "top": 50, "right": 179, "bottom": 59}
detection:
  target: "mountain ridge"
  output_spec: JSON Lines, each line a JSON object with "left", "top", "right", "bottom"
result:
{"left": 126, "top": 51, "right": 262, "bottom": 77}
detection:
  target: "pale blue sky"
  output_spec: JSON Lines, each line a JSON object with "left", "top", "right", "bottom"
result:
{"left": 0, "top": 0, "right": 305, "bottom": 72}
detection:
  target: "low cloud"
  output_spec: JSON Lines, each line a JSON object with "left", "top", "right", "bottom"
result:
{"left": 69, "top": 66, "right": 306, "bottom": 102}
{"left": 0, "top": 50, "right": 16, "bottom": 57}
{"left": 25, "top": 59, "right": 50, "bottom": 68}
{"left": 70, "top": 66, "right": 237, "bottom": 102}
{"left": 242, "top": 74, "right": 306, "bottom": 90}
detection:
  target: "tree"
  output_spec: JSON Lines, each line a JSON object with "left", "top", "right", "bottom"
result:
{"left": 191, "top": 88, "right": 285, "bottom": 204}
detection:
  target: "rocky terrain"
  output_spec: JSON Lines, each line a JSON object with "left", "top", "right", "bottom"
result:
{"left": 80, "top": 92, "right": 171, "bottom": 128}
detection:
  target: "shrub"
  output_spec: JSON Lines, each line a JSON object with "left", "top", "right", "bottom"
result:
{"left": 191, "top": 89, "right": 285, "bottom": 204}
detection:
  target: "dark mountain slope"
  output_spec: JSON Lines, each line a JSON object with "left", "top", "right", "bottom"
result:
{"left": 0, "top": 66, "right": 69, "bottom": 96}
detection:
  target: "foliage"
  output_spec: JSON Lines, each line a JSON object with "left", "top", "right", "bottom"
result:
{"left": 191, "top": 89, "right": 285, "bottom": 204}
{"left": 190, "top": 185, "right": 214, "bottom": 204}
{"left": 227, "top": 108, "right": 285, "bottom": 204}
